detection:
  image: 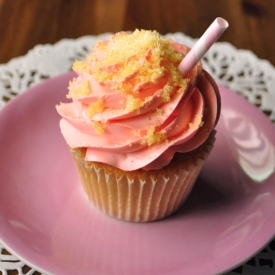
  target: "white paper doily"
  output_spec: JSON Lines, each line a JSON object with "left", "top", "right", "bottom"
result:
{"left": 0, "top": 33, "right": 275, "bottom": 275}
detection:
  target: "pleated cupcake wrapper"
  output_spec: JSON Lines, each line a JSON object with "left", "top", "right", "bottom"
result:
{"left": 70, "top": 131, "right": 215, "bottom": 222}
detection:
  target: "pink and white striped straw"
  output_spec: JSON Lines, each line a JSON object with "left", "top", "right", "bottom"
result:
{"left": 179, "top": 17, "right": 229, "bottom": 77}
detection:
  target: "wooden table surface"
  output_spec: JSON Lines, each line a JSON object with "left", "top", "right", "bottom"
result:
{"left": 0, "top": 0, "right": 275, "bottom": 67}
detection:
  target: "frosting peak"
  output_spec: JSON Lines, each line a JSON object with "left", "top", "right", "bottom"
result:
{"left": 56, "top": 30, "right": 220, "bottom": 171}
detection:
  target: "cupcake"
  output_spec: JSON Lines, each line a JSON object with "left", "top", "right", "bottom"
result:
{"left": 56, "top": 30, "right": 220, "bottom": 222}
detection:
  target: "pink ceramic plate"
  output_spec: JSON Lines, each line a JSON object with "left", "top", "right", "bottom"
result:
{"left": 0, "top": 72, "right": 275, "bottom": 275}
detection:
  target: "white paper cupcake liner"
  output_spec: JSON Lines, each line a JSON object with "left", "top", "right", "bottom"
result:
{"left": 70, "top": 131, "right": 216, "bottom": 222}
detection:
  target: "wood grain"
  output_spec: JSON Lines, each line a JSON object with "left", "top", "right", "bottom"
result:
{"left": 0, "top": 0, "right": 275, "bottom": 66}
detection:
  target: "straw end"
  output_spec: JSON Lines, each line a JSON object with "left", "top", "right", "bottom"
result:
{"left": 216, "top": 17, "right": 229, "bottom": 31}
{"left": 178, "top": 17, "right": 229, "bottom": 77}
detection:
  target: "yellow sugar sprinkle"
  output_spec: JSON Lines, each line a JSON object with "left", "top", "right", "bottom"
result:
{"left": 92, "top": 121, "right": 105, "bottom": 134}
{"left": 177, "top": 79, "right": 189, "bottom": 93}
{"left": 189, "top": 114, "right": 204, "bottom": 130}
{"left": 161, "top": 84, "right": 174, "bottom": 102}
{"left": 87, "top": 29, "right": 184, "bottom": 97}
{"left": 132, "top": 129, "right": 141, "bottom": 137}
{"left": 143, "top": 127, "right": 167, "bottom": 146}
{"left": 125, "top": 95, "right": 142, "bottom": 112}
{"left": 156, "top": 108, "right": 164, "bottom": 115}
{"left": 69, "top": 79, "right": 91, "bottom": 97}
{"left": 72, "top": 60, "right": 90, "bottom": 74}
{"left": 86, "top": 98, "right": 105, "bottom": 118}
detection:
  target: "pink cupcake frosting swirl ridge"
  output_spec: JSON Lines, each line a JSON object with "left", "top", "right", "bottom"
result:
{"left": 56, "top": 30, "right": 220, "bottom": 171}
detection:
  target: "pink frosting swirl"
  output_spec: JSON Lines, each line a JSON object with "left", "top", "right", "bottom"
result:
{"left": 56, "top": 30, "right": 220, "bottom": 171}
